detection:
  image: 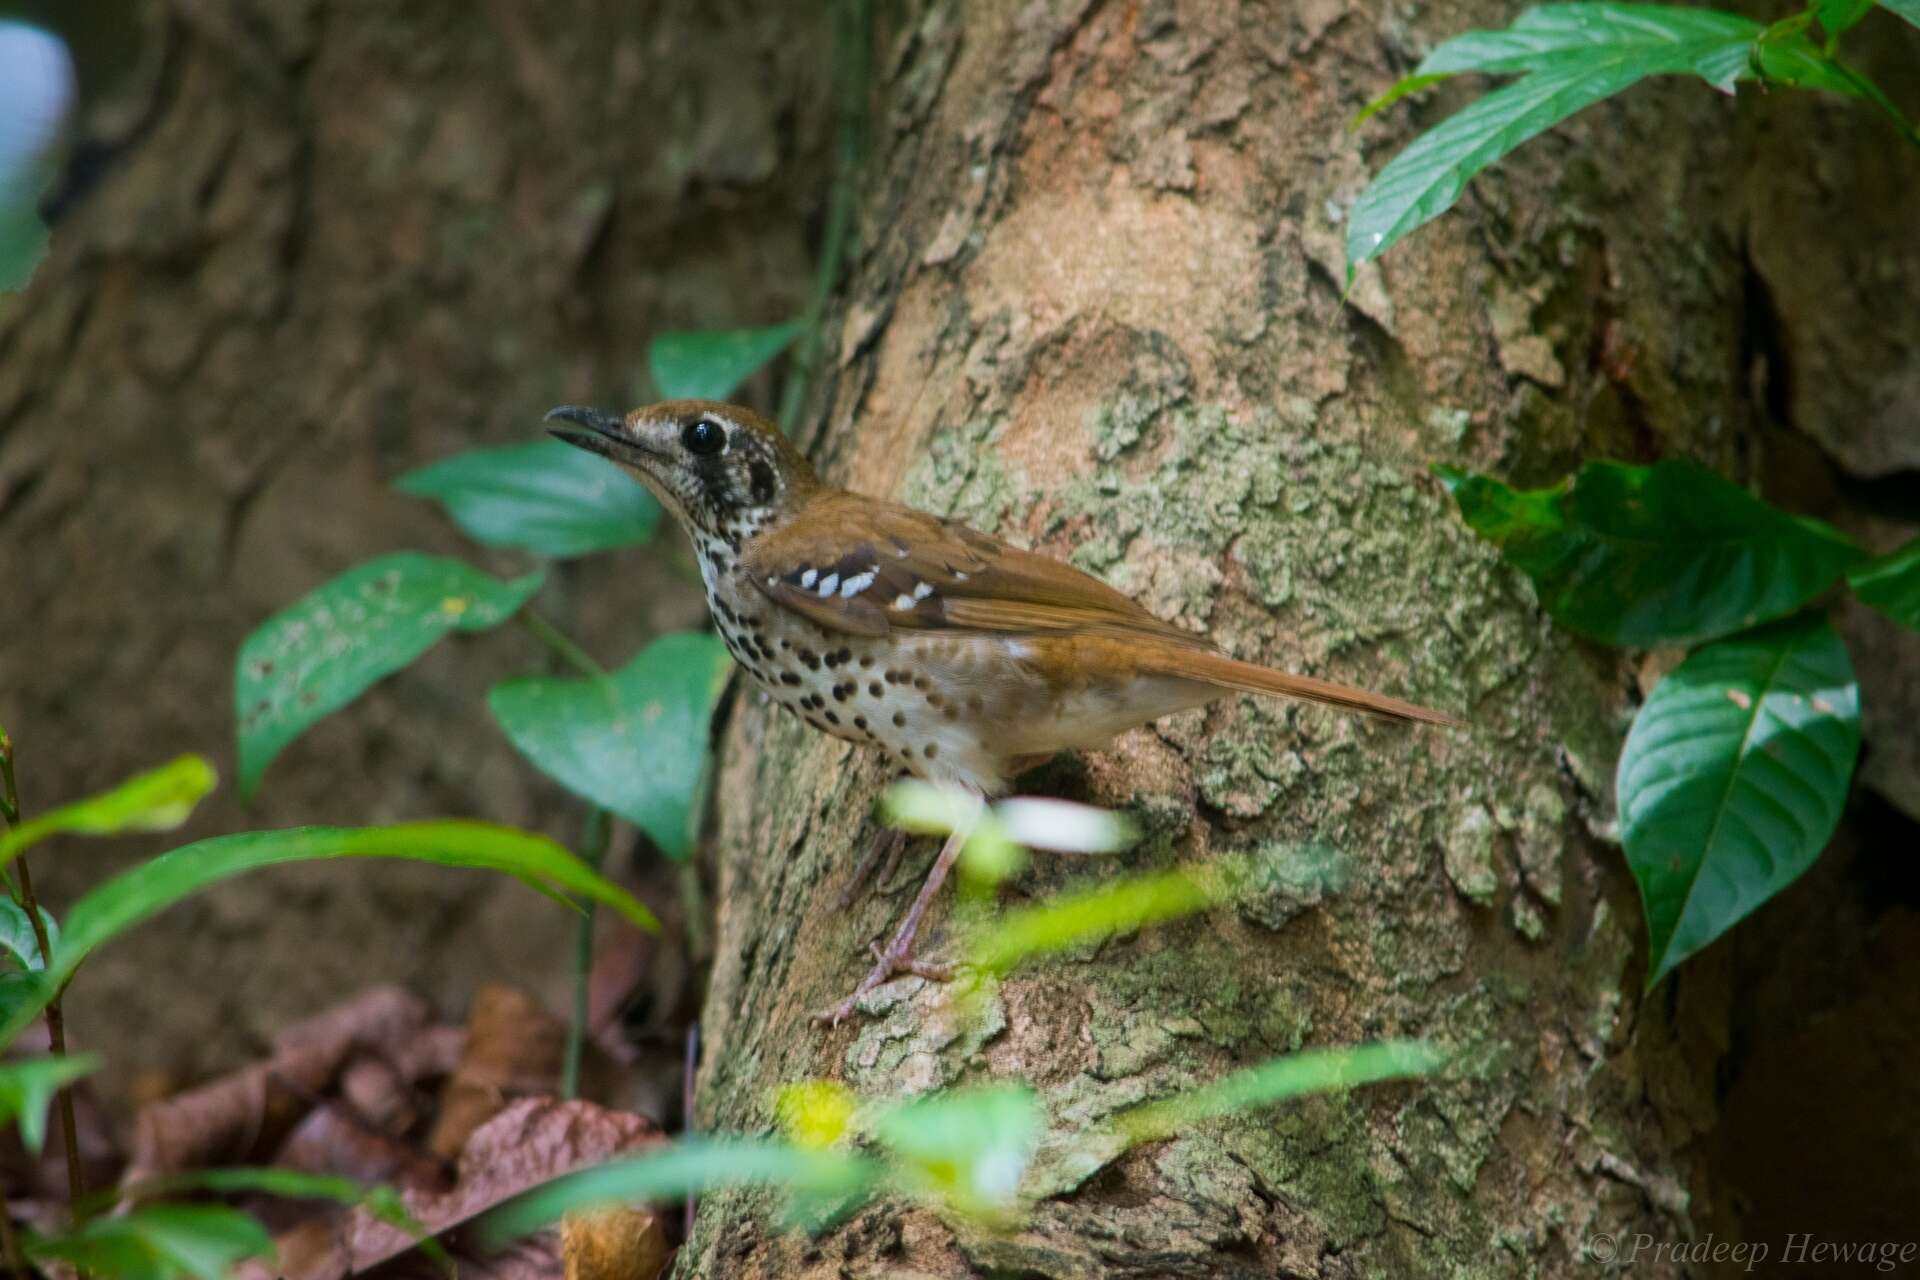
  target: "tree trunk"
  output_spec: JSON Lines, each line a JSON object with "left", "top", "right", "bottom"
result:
{"left": 685, "top": 2, "right": 1919, "bottom": 1277}
{"left": 0, "top": 0, "right": 831, "bottom": 1091}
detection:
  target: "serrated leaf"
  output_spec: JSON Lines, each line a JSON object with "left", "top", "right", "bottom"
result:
{"left": 476, "top": 1139, "right": 878, "bottom": 1247}
{"left": 1618, "top": 614, "right": 1860, "bottom": 986}
{"left": 0, "top": 1053, "right": 97, "bottom": 1152}
{"left": 0, "top": 755, "right": 217, "bottom": 866}
{"left": 0, "top": 900, "right": 57, "bottom": 970}
{"left": 1436, "top": 461, "right": 1863, "bottom": 647}
{"left": 395, "top": 439, "right": 660, "bottom": 558}
{"left": 236, "top": 554, "right": 544, "bottom": 797}
{"left": 870, "top": 1086, "right": 1040, "bottom": 1216}
{"left": 1348, "top": 4, "right": 1763, "bottom": 270}
{"left": 29, "top": 1204, "right": 273, "bottom": 1280}
{"left": 1848, "top": 537, "right": 1920, "bottom": 631}
{"left": 487, "top": 632, "right": 731, "bottom": 860}
{"left": 0, "top": 821, "right": 657, "bottom": 1046}
{"left": 1114, "top": 1040, "right": 1445, "bottom": 1145}
{"left": 648, "top": 322, "right": 801, "bottom": 401}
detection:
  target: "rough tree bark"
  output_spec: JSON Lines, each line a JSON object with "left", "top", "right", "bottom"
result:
{"left": 0, "top": 0, "right": 830, "bottom": 1091}
{"left": 684, "top": 2, "right": 1920, "bottom": 1277}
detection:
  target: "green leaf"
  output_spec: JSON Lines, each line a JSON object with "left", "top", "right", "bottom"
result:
{"left": 1436, "top": 461, "right": 1863, "bottom": 647}
{"left": 236, "top": 554, "right": 544, "bottom": 798}
{"left": 1848, "top": 537, "right": 1920, "bottom": 631}
{"left": 648, "top": 323, "right": 801, "bottom": 401}
{"left": 0, "top": 821, "right": 657, "bottom": 1046}
{"left": 1115, "top": 1040, "right": 1446, "bottom": 1145}
{"left": 29, "top": 1204, "right": 273, "bottom": 1280}
{"left": 0, "top": 899, "right": 57, "bottom": 970}
{"left": 476, "top": 1139, "right": 878, "bottom": 1247}
{"left": 111, "top": 1168, "right": 436, "bottom": 1267}
{"left": 1816, "top": 0, "right": 1876, "bottom": 36}
{"left": 1618, "top": 614, "right": 1860, "bottom": 986}
{"left": 395, "top": 440, "right": 661, "bottom": 558}
{"left": 1883, "top": 0, "right": 1920, "bottom": 31}
{"left": 0, "top": 1053, "right": 98, "bottom": 1152}
{"left": 0, "top": 755, "right": 217, "bottom": 867}
{"left": 487, "top": 632, "right": 731, "bottom": 860}
{"left": 1348, "top": 5, "right": 1763, "bottom": 270}
{"left": 965, "top": 862, "right": 1232, "bottom": 978}
{"left": 870, "top": 1086, "right": 1040, "bottom": 1216}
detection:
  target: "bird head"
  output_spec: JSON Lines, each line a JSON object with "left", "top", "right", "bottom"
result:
{"left": 545, "top": 399, "right": 819, "bottom": 547}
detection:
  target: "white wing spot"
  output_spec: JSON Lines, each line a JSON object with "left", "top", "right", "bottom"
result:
{"left": 892, "top": 593, "right": 916, "bottom": 610}
{"left": 817, "top": 573, "right": 840, "bottom": 597}
{"left": 799, "top": 568, "right": 818, "bottom": 589}
{"left": 910, "top": 581, "right": 934, "bottom": 603}
{"left": 840, "top": 569, "right": 876, "bottom": 598}
{"left": 953, "top": 570, "right": 969, "bottom": 582}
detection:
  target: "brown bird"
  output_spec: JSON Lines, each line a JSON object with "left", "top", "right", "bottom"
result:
{"left": 547, "top": 400, "right": 1458, "bottom": 1022}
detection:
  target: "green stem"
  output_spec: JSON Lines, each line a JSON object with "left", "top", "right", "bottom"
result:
{"left": 777, "top": 0, "right": 872, "bottom": 435}
{"left": 519, "top": 609, "right": 607, "bottom": 680}
{"left": 0, "top": 729, "right": 87, "bottom": 1230}
{"left": 561, "top": 806, "right": 612, "bottom": 1100}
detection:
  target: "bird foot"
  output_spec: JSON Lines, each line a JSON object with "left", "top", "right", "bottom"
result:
{"left": 810, "top": 939, "right": 953, "bottom": 1027}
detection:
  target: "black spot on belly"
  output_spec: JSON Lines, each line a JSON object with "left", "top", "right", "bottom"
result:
{"left": 868, "top": 681, "right": 884, "bottom": 698}
{"left": 780, "top": 672, "right": 801, "bottom": 686}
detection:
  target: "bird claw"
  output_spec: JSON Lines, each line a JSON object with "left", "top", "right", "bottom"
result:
{"left": 811, "top": 941, "right": 954, "bottom": 1026}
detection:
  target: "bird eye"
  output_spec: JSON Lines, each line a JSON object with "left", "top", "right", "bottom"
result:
{"left": 680, "top": 418, "right": 726, "bottom": 457}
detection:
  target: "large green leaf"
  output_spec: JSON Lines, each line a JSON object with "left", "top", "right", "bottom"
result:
{"left": 1617, "top": 614, "right": 1860, "bottom": 986}
{"left": 477, "top": 1139, "right": 877, "bottom": 1247}
{"left": 487, "top": 632, "right": 731, "bottom": 860}
{"left": 0, "top": 821, "right": 656, "bottom": 1047}
{"left": 1436, "top": 461, "right": 1862, "bottom": 647}
{"left": 1883, "top": 0, "right": 1920, "bottom": 32}
{"left": 395, "top": 440, "right": 660, "bottom": 558}
{"left": 648, "top": 323, "right": 801, "bottom": 401}
{"left": 1848, "top": 537, "right": 1920, "bottom": 632}
{"left": 236, "top": 554, "right": 544, "bottom": 797}
{"left": 1349, "top": 5, "right": 1765, "bottom": 270}
{"left": 111, "top": 1168, "right": 433, "bottom": 1263}
{"left": 29, "top": 1204, "right": 273, "bottom": 1280}
{"left": 0, "top": 1053, "right": 98, "bottom": 1152}
{"left": 55, "top": 822, "right": 658, "bottom": 966}
{"left": 0, "top": 755, "right": 217, "bottom": 866}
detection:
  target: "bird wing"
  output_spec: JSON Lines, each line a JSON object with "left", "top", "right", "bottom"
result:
{"left": 742, "top": 492, "right": 1462, "bottom": 728}
{"left": 741, "top": 491, "right": 1197, "bottom": 643}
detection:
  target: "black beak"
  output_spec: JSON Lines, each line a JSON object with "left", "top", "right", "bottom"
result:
{"left": 544, "top": 405, "right": 631, "bottom": 461}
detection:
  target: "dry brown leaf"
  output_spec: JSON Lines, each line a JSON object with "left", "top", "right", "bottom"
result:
{"left": 237, "top": 1097, "right": 664, "bottom": 1280}
{"left": 428, "top": 985, "right": 564, "bottom": 1160}
{"left": 122, "top": 987, "right": 432, "bottom": 1183}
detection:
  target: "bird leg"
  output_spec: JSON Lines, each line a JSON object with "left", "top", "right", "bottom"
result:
{"left": 832, "top": 825, "right": 910, "bottom": 911}
{"left": 813, "top": 818, "right": 971, "bottom": 1026}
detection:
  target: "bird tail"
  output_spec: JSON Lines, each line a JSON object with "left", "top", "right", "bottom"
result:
{"left": 1138, "top": 640, "right": 1463, "bottom": 728}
